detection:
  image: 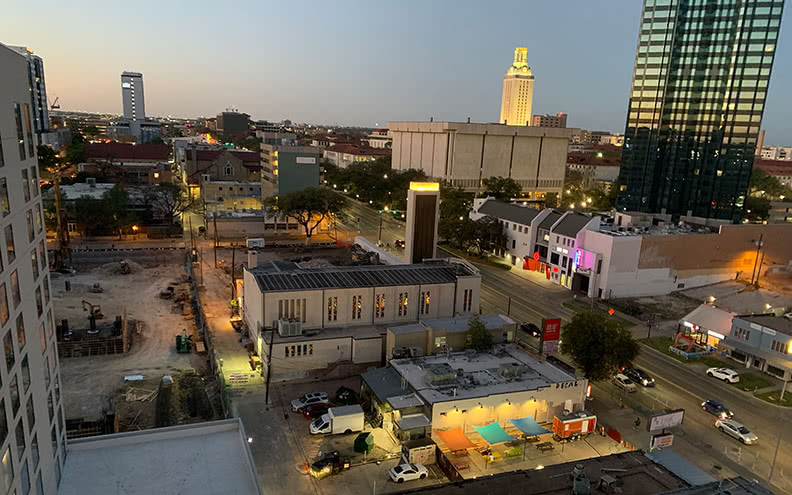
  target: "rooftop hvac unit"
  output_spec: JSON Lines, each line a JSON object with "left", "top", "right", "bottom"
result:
{"left": 277, "top": 318, "right": 303, "bottom": 337}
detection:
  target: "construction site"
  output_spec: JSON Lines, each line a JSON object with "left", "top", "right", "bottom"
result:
{"left": 53, "top": 249, "right": 224, "bottom": 438}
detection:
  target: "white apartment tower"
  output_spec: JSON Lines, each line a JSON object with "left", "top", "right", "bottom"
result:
{"left": 499, "top": 47, "right": 535, "bottom": 127}
{"left": 8, "top": 47, "right": 49, "bottom": 143}
{"left": 0, "top": 42, "right": 65, "bottom": 494}
{"left": 121, "top": 71, "right": 144, "bottom": 121}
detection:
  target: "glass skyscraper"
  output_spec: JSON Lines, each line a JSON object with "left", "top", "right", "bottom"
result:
{"left": 617, "top": 0, "right": 784, "bottom": 222}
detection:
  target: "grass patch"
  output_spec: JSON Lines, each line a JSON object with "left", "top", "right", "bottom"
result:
{"left": 641, "top": 337, "right": 687, "bottom": 362}
{"left": 562, "top": 300, "right": 634, "bottom": 328}
{"left": 733, "top": 373, "right": 773, "bottom": 392}
{"left": 754, "top": 390, "right": 792, "bottom": 407}
{"left": 698, "top": 355, "right": 735, "bottom": 369}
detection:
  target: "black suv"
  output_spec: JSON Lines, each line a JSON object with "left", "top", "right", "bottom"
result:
{"left": 624, "top": 368, "right": 655, "bottom": 387}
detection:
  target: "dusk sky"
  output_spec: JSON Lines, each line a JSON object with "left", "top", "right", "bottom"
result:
{"left": 2, "top": 0, "right": 790, "bottom": 144}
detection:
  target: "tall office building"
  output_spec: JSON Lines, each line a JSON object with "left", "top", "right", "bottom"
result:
{"left": 8, "top": 47, "right": 49, "bottom": 143}
{"left": 617, "top": 0, "right": 784, "bottom": 222}
{"left": 121, "top": 71, "right": 145, "bottom": 121}
{"left": 0, "top": 42, "right": 65, "bottom": 494}
{"left": 499, "top": 47, "right": 535, "bottom": 126}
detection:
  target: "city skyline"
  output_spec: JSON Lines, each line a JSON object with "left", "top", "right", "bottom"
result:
{"left": 1, "top": 1, "right": 790, "bottom": 145}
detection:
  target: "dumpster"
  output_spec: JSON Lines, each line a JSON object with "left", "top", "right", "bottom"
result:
{"left": 354, "top": 432, "right": 374, "bottom": 453}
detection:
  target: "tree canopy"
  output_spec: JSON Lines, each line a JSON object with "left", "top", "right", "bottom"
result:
{"left": 264, "top": 187, "right": 344, "bottom": 242}
{"left": 482, "top": 176, "right": 521, "bottom": 201}
{"left": 322, "top": 156, "right": 424, "bottom": 212}
{"left": 141, "top": 182, "right": 193, "bottom": 225}
{"left": 560, "top": 311, "right": 640, "bottom": 381}
{"left": 466, "top": 315, "right": 493, "bottom": 351}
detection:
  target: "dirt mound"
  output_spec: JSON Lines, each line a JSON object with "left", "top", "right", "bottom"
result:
{"left": 96, "top": 259, "right": 144, "bottom": 276}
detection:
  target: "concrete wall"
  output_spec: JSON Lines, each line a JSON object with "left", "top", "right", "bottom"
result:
{"left": 430, "top": 380, "right": 587, "bottom": 431}
{"left": 269, "top": 335, "right": 382, "bottom": 381}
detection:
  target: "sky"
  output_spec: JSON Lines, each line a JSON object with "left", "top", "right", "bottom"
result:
{"left": 2, "top": 0, "right": 790, "bottom": 144}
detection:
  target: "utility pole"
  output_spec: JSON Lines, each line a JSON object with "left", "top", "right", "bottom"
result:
{"left": 377, "top": 212, "right": 383, "bottom": 245}
{"left": 213, "top": 213, "right": 219, "bottom": 268}
{"left": 264, "top": 326, "right": 276, "bottom": 405}
{"left": 647, "top": 313, "right": 656, "bottom": 339}
{"left": 750, "top": 234, "right": 764, "bottom": 285}
{"left": 231, "top": 243, "right": 236, "bottom": 300}
{"left": 199, "top": 247, "right": 204, "bottom": 287}
{"left": 755, "top": 248, "right": 766, "bottom": 289}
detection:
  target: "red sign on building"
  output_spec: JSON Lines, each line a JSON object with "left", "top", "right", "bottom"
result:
{"left": 541, "top": 318, "right": 562, "bottom": 354}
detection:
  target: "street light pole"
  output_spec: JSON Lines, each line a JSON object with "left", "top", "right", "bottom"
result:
{"left": 750, "top": 234, "right": 764, "bottom": 285}
{"left": 378, "top": 213, "right": 383, "bottom": 244}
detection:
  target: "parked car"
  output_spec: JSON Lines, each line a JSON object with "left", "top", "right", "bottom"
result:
{"left": 520, "top": 322, "right": 541, "bottom": 338}
{"left": 291, "top": 392, "right": 329, "bottom": 412}
{"left": 303, "top": 403, "right": 331, "bottom": 420}
{"left": 624, "top": 368, "right": 655, "bottom": 387}
{"left": 701, "top": 399, "right": 733, "bottom": 419}
{"left": 389, "top": 463, "right": 428, "bottom": 483}
{"left": 706, "top": 368, "right": 740, "bottom": 383}
{"left": 715, "top": 419, "right": 758, "bottom": 445}
{"left": 612, "top": 374, "right": 637, "bottom": 393}
{"left": 310, "top": 451, "right": 351, "bottom": 480}
{"left": 394, "top": 239, "right": 406, "bottom": 249}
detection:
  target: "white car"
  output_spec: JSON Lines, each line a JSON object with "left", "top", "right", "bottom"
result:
{"left": 291, "top": 392, "right": 329, "bottom": 412}
{"left": 715, "top": 419, "right": 758, "bottom": 445}
{"left": 706, "top": 367, "right": 740, "bottom": 383}
{"left": 389, "top": 463, "right": 428, "bottom": 483}
{"left": 612, "top": 373, "right": 637, "bottom": 393}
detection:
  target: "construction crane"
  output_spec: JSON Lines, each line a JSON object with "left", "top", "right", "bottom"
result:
{"left": 50, "top": 96, "right": 60, "bottom": 110}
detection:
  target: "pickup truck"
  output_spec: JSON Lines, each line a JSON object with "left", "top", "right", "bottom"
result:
{"left": 309, "top": 405, "right": 364, "bottom": 435}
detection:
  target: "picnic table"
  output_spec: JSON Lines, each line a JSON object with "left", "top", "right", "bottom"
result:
{"left": 454, "top": 460, "right": 471, "bottom": 471}
{"left": 536, "top": 442, "right": 555, "bottom": 453}
{"left": 504, "top": 447, "right": 522, "bottom": 458}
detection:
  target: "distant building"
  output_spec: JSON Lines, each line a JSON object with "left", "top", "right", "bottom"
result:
{"left": 322, "top": 144, "right": 390, "bottom": 168}
{"left": 182, "top": 147, "right": 262, "bottom": 211}
{"left": 365, "top": 128, "right": 392, "bottom": 148}
{"left": 121, "top": 71, "right": 144, "bottom": 120}
{"left": 9, "top": 46, "right": 49, "bottom": 141}
{"left": 0, "top": 42, "right": 64, "bottom": 494}
{"left": 260, "top": 144, "right": 321, "bottom": 197}
{"left": 256, "top": 130, "right": 296, "bottom": 146}
{"left": 768, "top": 201, "right": 792, "bottom": 224}
{"left": 566, "top": 152, "right": 621, "bottom": 187}
{"left": 499, "top": 47, "right": 535, "bottom": 126}
{"left": 80, "top": 143, "right": 171, "bottom": 185}
{"left": 390, "top": 121, "right": 570, "bottom": 200}
{"left": 571, "top": 129, "right": 612, "bottom": 146}
{"left": 753, "top": 159, "right": 792, "bottom": 188}
{"left": 760, "top": 146, "right": 792, "bottom": 161}
{"left": 216, "top": 111, "right": 251, "bottom": 137}
{"left": 531, "top": 113, "right": 567, "bottom": 128}
{"left": 107, "top": 119, "right": 162, "bottom": 144}
{"left": 617, "top": 1, "right": 784, "bottom": 221}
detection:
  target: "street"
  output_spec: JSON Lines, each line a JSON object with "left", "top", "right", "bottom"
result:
{"left": 339, "top": 197, "right": 792, "bottom": 494}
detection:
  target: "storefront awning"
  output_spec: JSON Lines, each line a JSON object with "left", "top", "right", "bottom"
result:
{"left": 508, "top": 417, "right": 551, "bottom": 437}
{"left": 472, "top": 422, "right": 515, "bottom": 445}
{"left": 434, "top": 427, "right": 476, "bottom": 451}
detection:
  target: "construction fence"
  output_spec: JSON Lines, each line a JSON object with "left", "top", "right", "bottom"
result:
{"left": 185, "top": 253, "right": 231, "bottom": 419}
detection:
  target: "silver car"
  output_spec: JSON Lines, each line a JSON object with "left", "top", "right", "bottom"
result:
{"left": 290, "top": 392, "right": 329, "bottom": 412}
{"left": 715, "top": 419, "right": 758, "bottom": 445}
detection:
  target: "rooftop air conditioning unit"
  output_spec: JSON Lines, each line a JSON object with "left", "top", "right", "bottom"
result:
{"left": 277, "top": 318, "right": 303, "bottom": 337}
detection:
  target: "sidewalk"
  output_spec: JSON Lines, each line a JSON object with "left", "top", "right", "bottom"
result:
{"left": 199, "top": 260, "right": 265, "bottom": 388}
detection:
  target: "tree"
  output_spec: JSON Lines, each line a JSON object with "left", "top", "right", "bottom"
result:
{"left": 264, "top": 187, "right": 344, "bottom": 243}
{"left": 63, "top": 142, "right": 86, "bottom": 165}
{"left": 145, "top": 183, "right": 193, "bottom": 225}
{"left": 749, "top": 167, "right": 790, "bottom": 200}
{"left": 37, "top": 145, "right": 58, "bottom": 179}
{"left": 544, "top": 192, "right": 559, "bottom": 208}
{"left": 149, "top": 136, "right": 165, "bottom": 145}
{"left": 82, "top": 125, "right": 100, "bottom": 138}
{"left": 474, "top": 216, "right": 507, "bottom": 255}
{"left": 560, "top": 311, "right": 640, "bottom": 382}
{"left": 466, "top": 315, "right": 493, "bottom": 351}
{"left": 744, "top": 196, "right": 771, "bottom": 222}
{"left": 104, "top": 186, "right": 137, "bottom": 239}
{"left": 482, "top": 176, "right": 521, "bottom": 201}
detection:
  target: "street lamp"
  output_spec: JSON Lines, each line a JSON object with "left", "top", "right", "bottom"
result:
{"left": 459, "top": 216, "right": 464, "bottom": 221}
{"left": 383, "top": 174, "right": 388, "bottom": 179}
{"left": 384, "top": 206, "right": 390, "bottom": 212}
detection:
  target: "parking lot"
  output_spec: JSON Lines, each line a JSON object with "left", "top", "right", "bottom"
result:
{"left": 235, "top": 376, "right": 445, "bottom": 495}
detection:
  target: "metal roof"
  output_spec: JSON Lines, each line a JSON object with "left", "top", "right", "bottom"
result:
{"left": 552, "top": 212, "right": 593, "bottom": 237}
{"left": 247, "top": 261, "right": 471, "bottom": 293}
{"left": 538, "top": 210, "right": 563, "bottom": 230}
{"left": 477, "top": 200, "right": 541, "bottom": 226}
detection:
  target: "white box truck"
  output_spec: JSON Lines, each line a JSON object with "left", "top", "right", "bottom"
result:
{"left": 309, "top": 405, "right": 364, "bottom": 435}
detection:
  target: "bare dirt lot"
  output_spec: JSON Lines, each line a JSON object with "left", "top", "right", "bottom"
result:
{"left": 53, "top": 257, "right": 208, "bottom": 423}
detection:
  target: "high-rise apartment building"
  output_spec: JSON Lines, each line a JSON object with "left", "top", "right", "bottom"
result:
{"left": 532, "top": 113, "right": 567, "bottom": 128}
{"left": 499, "top": 47, "right": 535, "bottom": 126}
{"left": 121, "top": 71, "right": 145, "bottom": 121}
{"left": 0, "top": 42, "right": 65, "bottom": 495}
{"left": 8, "top": 47, "right": 49, "bottom": 143}
{"left": 617, "top": 0, "right": 784, "bottom": 222}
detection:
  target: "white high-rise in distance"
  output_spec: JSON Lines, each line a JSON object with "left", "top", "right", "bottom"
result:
{"left": 121, "top": 71, "right": 144, "bottom": 120}
{"left": 499, "top": 47, "right": 534, "bottom": 126}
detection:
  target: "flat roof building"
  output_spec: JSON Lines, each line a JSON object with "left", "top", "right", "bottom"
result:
{"left": 389, "top": 121, "right": 570, "bottom": 199}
